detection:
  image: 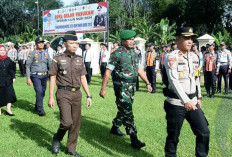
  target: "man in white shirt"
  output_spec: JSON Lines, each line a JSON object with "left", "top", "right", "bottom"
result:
{"left": 83, "top": 43, "right": 94, "bottom": 85}
{"left": 99, "top": 44, "right": 110, "bottom": 78}
{"left": 75, "top": 43, "right": 83, "bottom": 56}
{"left": 46, "top": 42, "right": 55, "bottom": 60}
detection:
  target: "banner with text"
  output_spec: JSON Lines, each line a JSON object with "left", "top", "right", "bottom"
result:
{"left": 43, "top": 2, "right": 108, "bottom": 35}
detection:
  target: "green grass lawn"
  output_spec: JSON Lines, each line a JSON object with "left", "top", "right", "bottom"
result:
{"left": 0, "top": 71, "right": 232, "bottom": 157}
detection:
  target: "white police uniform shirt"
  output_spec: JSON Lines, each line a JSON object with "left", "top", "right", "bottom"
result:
{"left": 216, "top": 49, "right": 232, "bottom": 72}
{"left": 193, "top": 50, "right": 203, "bottom": 69}
{"left": 75, "top": 47, "right": 83, "bottom": 56}
{"left": 7, "top": 48, "right": 17, "bottom": 61}
{"left": 164, "top": 50, "right": 201, "bottom": 107}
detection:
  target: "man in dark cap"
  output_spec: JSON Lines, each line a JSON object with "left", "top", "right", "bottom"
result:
{"left": 48, "top": 31, "right": 92, "bottom": 157}
{"left": 163, "top": 27, "right": 210, "bottom": 156}
{"left": 216, "top": 42, "right": 232, "bottom": 94}
{"left": 26, "top": 37, "right": 52, "bottom": 116}
{"left": 145, "top": 43, "right": 159, "bottom": 93}
{"left": 202, "top": 42, "right": 217, "bottom": 98}
{"left": 171, "top": 41, "right": 178, "bottom": 51}
{"left": 100, "top": 30, "right": 152, "bottom": 149}
{"left": 94, "top": 5, "right": 105, "bottom": 26}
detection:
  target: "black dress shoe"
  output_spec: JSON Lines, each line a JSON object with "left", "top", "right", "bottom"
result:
{"left": 110, "top": 126, "right": 125, "bottom": 136}
{"left": 211, "top": 94, "right": 215, "bottom": 98}
{"left": 38, "top": 110, "right": 46, "bottom": 116}
{"left": 66, "top": 151, "right": 83, "bottom": 157}
{"left": 5, "top": 111, "right": 15, "bottom": 116}
{"left": 52, "top": 134, "right": 60, "bottom": 154}
{"left": 216, "top": 90, "right": 221, "bottom": 93}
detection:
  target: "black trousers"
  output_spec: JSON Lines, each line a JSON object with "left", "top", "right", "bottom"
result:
{"left": 229, "top": 72, "right": 232, "bottom": 90}
{"left": 217, "top": 65, "right": 229, "bottom": 93}
{"left": 205, "top": 71, "right": 216, "bottom": 94}
{"left": 100, "top": 62, "right": 107, "bottom": 78}
{"left": 84, "top": 62, "right": 92, "bottom": 85}
{"left": 146, "top": 65, "right": 157, "bottom": 92}
{"left": 164, "top": 101, "right": 210, "bottom": 157}
{"left": 18, "top": 60, "right": 25, "bottom": 76}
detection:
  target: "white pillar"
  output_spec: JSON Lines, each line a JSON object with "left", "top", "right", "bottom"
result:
{"left": 134, "top": 37, "right": 147, "bottom": 69}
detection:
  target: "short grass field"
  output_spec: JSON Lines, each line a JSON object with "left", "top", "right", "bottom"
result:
{"left": 0, "top": 70, "right": 232, "bottom": 157}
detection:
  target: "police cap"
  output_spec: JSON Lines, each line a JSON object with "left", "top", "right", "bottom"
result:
{"left": 207, "top": 41, "right": 215, "bottom": 46}
{"left": 97, "top": 6, "right": 102, "bottom": 10}
{"left": 220, "top": 42, "right": 226, "bottom": 46}
{"left": 35, "top": 37, "right": 45, "bottom": 43}
{"left": 63, "top": 31, "right": 77, "bottom": 41}
{"left": 175, "top": 27, "right": 197, "bottom": 37}
{"left": 120, "top": 30, "right": 136, "bottom": 40}
{"left": 148, "top": 43, "right": 155, "bottom": 47}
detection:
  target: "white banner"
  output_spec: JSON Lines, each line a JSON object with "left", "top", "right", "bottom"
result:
{"left": 43, "top": 2, "right": 108, "bottom": 35}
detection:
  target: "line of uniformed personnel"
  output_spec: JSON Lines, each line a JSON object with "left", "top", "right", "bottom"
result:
{"left": 1, "top": 27, "right": 232, "bottom": 157}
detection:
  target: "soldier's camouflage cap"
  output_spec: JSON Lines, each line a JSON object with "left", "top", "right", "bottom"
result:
{"left": 120, "top": 30, "right": 136, "bottom": 40}
{"left": 175, "top": 27, "right": 197, "bottom": 37}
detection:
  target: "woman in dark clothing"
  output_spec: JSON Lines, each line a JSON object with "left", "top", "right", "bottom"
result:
{"left": 0, "top": 45, "right": 17, "bottom": 116}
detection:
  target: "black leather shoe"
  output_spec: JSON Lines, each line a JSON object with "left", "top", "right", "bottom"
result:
{"left": 66, "top": 151, "right": 83, "bottom": 157}
{"left": 225, "top": 92, "right": 228, "bottom": 95}
{"left": 38, "top": 110, "right": 46, "bottom": 116}
{"left": 204, "top": 93, "right": 210, "bottom": 97}
{"left": 5, "top": 111, "right": 15, "bottom": 116}
{"left": 211, "top": 94, "right": 215, "bottom": 98}
{"left": 110, "top": 126, "right": 125, "bottom": 136}
{"left": 130, "top": 134, "right": 146, "bottom": 149}
{"left": 52, "top": 134, "right": 60, "bottom": 154}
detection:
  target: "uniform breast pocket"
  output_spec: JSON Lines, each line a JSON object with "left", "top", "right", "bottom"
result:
{"left": 177, "top": 63, "right": 186, "bottom": 72}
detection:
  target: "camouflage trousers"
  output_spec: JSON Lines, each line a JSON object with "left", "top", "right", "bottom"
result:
{"left": 112, "top": 81, "right": 137, "bottom": 135}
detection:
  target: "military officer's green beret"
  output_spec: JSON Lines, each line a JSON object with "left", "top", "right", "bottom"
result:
{"left": 120, "top": 30, "right": 136, "bottom": 40}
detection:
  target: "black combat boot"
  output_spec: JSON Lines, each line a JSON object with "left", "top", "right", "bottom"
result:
{"left": 130, "top": 134, "right": 146, "bottom": 149}
{"left": 110, "top": 125, "right": 125, "bottom": 136}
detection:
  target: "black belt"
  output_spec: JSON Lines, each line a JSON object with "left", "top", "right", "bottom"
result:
{"left": 58, "top": 86, "right": 80, "bottom": 92}
{"left": 163, "top": 88, "right": 196, "bottom": 99}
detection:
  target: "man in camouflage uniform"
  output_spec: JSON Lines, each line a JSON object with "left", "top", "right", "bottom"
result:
{"left": 100, "top": 30, "right": 152, "bottom": 149}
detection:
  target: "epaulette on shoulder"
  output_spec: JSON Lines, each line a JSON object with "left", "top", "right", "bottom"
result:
{"left": 55, "top": 53, "right": 63, "bottom": 57}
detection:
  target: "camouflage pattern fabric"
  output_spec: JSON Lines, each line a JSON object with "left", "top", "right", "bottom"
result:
{"left": 107, "top": 46, "right": 139, "bottom": 135}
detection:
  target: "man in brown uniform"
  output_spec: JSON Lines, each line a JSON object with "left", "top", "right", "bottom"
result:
{"left": 48, "top": 31, "right": 92, "bottom": 157}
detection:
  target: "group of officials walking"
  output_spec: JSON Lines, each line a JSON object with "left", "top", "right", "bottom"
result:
{"left": 1, "top": 26, "right": 231, "bottom": 157}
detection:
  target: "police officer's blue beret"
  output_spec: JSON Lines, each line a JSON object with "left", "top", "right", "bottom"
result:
{"left": 175, "top": 27, "right": 197, "bottom": 37}
{"left": 63, "top": 31, "right": 77, "bottom": 41}
{"left": 120, "top": 30, "right": 136, "bottom": 40}
{"left": 35, "top": 37, "right": 45, "bottom": 43}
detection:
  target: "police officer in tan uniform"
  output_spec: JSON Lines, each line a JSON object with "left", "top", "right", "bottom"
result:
{"left": 48, "top": 31, "right": 92, "bottom": 157}
{"left": 163, "top": 27, "right": 209, "bottom": 157}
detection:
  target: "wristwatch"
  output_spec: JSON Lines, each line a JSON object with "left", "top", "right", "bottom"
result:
{"left": 87, "top": 95, "right": 92, "bottom": 99}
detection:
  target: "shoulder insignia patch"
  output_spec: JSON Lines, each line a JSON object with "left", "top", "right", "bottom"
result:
{"left": 168, "top": 57, "right": 176, "bottom": 68}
